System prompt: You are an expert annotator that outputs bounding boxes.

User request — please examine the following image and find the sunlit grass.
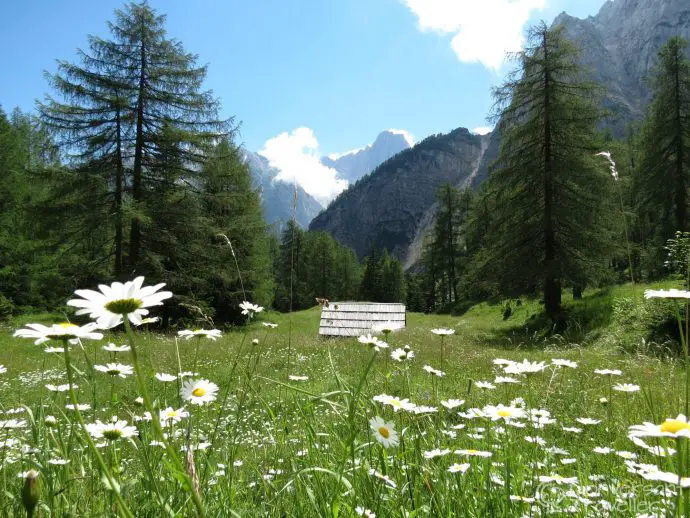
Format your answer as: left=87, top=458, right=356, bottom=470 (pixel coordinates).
left=0, top=286, right=688, bottom=516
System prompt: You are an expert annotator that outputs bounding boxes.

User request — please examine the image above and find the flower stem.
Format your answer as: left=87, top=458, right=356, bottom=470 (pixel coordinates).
left=63, top=342, right=134, bottom=518
left=122, top=318, right=206, bottom=517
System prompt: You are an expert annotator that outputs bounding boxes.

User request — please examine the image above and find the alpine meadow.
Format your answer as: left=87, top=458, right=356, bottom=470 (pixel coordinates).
left=4, top=0, right=690, bottom=517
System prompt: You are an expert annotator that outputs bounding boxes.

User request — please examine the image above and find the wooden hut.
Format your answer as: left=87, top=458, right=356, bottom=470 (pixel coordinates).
left=318, top=301, right=406, bottom=337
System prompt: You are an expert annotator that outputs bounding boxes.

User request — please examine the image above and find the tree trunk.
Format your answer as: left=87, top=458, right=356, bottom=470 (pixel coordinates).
left=542, top=28, right=561, bottom=319
left=129, top=25, right=146, bottom=270
left=114, top=94, right=124, bottom=278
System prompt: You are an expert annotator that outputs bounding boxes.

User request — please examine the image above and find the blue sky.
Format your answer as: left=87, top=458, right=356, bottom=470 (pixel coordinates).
left=0, top=0, right=608, bottom=202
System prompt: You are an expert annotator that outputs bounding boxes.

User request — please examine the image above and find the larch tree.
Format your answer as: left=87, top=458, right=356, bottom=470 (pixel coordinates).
left=484, top=22, right=616, bottom=320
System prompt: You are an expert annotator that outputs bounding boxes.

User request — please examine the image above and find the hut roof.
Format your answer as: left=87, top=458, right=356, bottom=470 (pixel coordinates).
left=319, top=301, right=406, bottom=337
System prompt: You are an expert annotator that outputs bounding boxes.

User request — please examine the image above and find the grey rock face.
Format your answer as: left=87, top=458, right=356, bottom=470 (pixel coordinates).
left=309, top=129, right=487, bottom=264
left=242, top=150, right=323, bottom=230
left=321, top=130, right=412, bottom=184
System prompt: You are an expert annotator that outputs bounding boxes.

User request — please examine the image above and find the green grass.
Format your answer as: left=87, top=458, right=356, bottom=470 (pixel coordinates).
left=0, top=283, right=688, bottom=516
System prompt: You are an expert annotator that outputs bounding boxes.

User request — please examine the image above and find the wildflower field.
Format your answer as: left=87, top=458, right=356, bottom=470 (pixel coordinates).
left=1, top=279, right=689, bottom=517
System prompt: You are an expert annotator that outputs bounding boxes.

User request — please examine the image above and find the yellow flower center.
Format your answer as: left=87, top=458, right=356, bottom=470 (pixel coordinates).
left=104, top=298, right=143, bottom=315
left=498, top=410, right=512, bottom=417
left=467, top=450, right=478, bottom=454
left=103, top=429, right=123, bottom=441
left=58, top=323, right=77, bottom=329
left=192, top=387, right=206, bottom=398
left=378, top=426, right=390, bottom=439
left=391, top=400, right=402, bottom=407
left=660, top=419, right=690, bottom=434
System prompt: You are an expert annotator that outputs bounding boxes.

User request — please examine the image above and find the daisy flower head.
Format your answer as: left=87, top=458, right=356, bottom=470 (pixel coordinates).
left=262, top=322, right=278, bottom=328
left=355, top=507, right=376, bottom=518
left=594, top=369, right=622, bottom=376
left=372, top=394, right=416, bottom=412
left=431, top=328, right=455, bottom=336
left=441, top=399, right=465, bottom=410
left=372, top=321, right=404, bottom=334
left=159, top=407, right=189, bottom=424
left=94, top=363, right=133, bottom=378
left=644, top=289, right=690, bottom=300
left=455, top=449, right=492, bottom=458
left=629, top=414, right=690, bottom=439
left=102, top=343, right=130, bottom=353
left=494, top=376, right=520, bottom=384
left=423, top=365, right=445, bottom=377
left=180, top=378, right=218, bottom=406
left=177, top=329, right=222, bottom=341
left=448, top=463, right=471, bottom=474
left=613, top=383, right=640, bottom=393
left=155, top=372, right=177, bottom=382
left=538, top=474, right=579, bottom=485
left=503, top=359, right=547, bottom=375
left=424, top=448, right=451, bottom=459
left=358, top=334, right=388, bottom=351
left=576, top=417, right=601, bottom=426
left=483, top=404, right=526, bottom=422
left=85, top=418, right=138, bottom=441
left=551, top=359, right=578, bottom=369
left=369, top=416, right=399, bottom=448
left=45, top=384, right=71, bottom=393
left=239, top=301, right=264, bottom=318
left=474, top=381, right=496, bottom=390
left=390, top=347, right=415, bottom=361
left=67, top=276, right=172, bottom=329
left=14, top=322, right=103, bottom=345
left=288, top=375, right=309, bottom=381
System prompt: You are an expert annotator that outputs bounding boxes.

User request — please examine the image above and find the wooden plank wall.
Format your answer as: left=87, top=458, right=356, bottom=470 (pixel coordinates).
left=319, top=302, right=406, bottom=337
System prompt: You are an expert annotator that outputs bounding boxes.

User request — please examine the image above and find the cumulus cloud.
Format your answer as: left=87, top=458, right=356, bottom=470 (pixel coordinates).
left=401, top=0, right=547, bottom=71
left=259, top=127, right=348, bottom=206
left=387, top=128, right=416, bottom=147
left=472, top=126, right=493, bottom=135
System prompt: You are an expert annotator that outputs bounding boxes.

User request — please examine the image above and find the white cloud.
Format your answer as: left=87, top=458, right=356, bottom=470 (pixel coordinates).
left=327, top=147, right=366, bottom=161
left=401, top=0, right=547, bottom=71
left=472, top=126, right=493, bottom=135
left=387, top=128, right=416, bottom=147
left=259, top=127, right=348, bottom=206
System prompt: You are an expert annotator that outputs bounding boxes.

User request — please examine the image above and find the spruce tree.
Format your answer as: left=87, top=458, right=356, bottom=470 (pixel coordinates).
left=484, top=22, right=616, bottom=319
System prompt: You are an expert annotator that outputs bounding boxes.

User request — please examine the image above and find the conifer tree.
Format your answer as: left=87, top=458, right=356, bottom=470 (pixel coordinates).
left=638, top=37, right=690, bottom=265
left=483, top=22, right=616, bottom=319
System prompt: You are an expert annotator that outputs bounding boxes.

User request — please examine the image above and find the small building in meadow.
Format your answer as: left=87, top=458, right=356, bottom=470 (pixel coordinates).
left=318, top=301, right=406, bottom=337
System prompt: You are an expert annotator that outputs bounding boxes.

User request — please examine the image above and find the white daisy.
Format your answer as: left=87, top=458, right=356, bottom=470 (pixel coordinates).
left=372, top=321, right=404, bottom=334
left=503, top=359, right=547, bottom=375
left=494, top=376, right=520, bottom=384
left=448, top=463, right=471, bottom=474
left=391, top=347, right=415, bottom=361
left=67, top=277, right=172, bottom=329
left=85, top=418, right=138, bottom=441
left=594, top=369, right=622, bottom=376
left=629, top=415, right=690, bottom=439
left=369, top=416, right=399, bottom=448
left=538, top=474, right=579, bottom=485
left=431, top=328, right=455, bottom=336
left=155, top=373, right=177, bottom=382
left=423, top=448, right=451, bottom=459
left=288, top=375, right=309, bottom=381
left=13, top=322, right=103, bottom=345
left=159, top=407, right=189, bottom=424
left=180, top=379, right=218, bottom=406
left=355, top=507, right=376, bottom=518
left=45, top=384, right=72, bottom=393
left=372, top=394, right=416, bottom=412
left=94, top=363, right=133, bottom=378
left=483, top=404, right=526, bottom=422
left=239, top=301, right=264, bottom=318
left=423, top=365, right=445, bottom=377
left=613, top=383, right=640, bottom=393
left=358, top=334, right=388, bottom=351
left=551, top=359, right=578, bottom=368
left=262, top=322, right=278, bottom=328
left=455, top=449, right=492, bottom=458
left=474, top=381, right=496, bottom=390
left=576, top=417, right=601, bottom=426
left=177, top=329, right=222, bottom=341
left=441, top=399, right=465, bottom=410
left=102, top=343, right=131, bottom=353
